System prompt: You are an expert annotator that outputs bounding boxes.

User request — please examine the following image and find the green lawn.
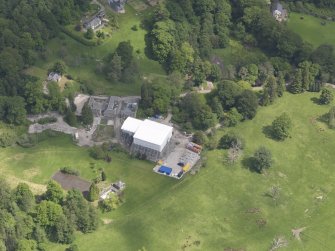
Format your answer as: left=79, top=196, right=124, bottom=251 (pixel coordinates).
left=287, top=12, right=335, bottom=47
left=213, top=40, right=267, bottom=66
left=2, top=92, right=335, bottom=250
left=30, top=3, right=165, bottom=96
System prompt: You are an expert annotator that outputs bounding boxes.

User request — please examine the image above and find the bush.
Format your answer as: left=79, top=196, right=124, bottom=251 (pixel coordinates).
left=327, top=106, right=335, bottom=128
left=0, top=126, right=18, bottom=147
left=251, top=147, right=272, bottom=173
left=101, top=170, right=107, bottom=181
left=319, top=88, right=334, bottom=105
left=60, top=27, right=96, bottom=46
left=85, top=28, right=94, bottom=40
left=66, top=244, right=79, bottom=251
left=98, top=193, right=121, bottom=212
left=89, top=143, right=112, bottom=162
left=37, top=117, right=57, bottom=125
left=192, top=131, right=208, bottom=145
left=17, top=133, right=38, bottom=148
left=271, top=113, right=292, bottom=140
left=60, top=167, right=79, bottom=176
left=223, top=108, right=243, bottom=127
left=219, top=132, right=245, bottom=150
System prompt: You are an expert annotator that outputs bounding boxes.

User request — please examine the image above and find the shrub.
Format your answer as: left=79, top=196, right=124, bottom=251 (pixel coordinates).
left=101, top=170, right=107, bottom=181
left=327, top=106, right=335, bottom=128
left=319, top=88, right=333, bottom=105
left=219, top=132, right=245, bottom=150
left=98, top=193, right=121, bottom=212
left=192, top=131, right=208, bottom=145
left=271, top=113, right=292, bottom=140
left=251, top=147, right=273, bottom=173
left=37, top=117, right=57, bottom=124
left=60, top=167, right=80, bottom=176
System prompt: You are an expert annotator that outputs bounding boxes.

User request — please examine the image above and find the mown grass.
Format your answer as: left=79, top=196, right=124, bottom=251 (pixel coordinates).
left=30, top=4, right=165, bottom=96
left=2, top=92, right=335, bottom=250
left=287, top=12, right=335, bottom=47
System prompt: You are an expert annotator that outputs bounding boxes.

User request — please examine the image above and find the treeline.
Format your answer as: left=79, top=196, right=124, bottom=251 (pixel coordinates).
left=0, top=179, right=98, bottom=251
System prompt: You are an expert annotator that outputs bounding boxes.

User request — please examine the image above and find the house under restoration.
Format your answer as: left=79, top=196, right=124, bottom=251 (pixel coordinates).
left=121, top=117, right=173, bottom=161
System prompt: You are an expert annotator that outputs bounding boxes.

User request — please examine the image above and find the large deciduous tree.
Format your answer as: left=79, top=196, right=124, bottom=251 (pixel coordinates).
left=235, top=90, right=258, bottom=119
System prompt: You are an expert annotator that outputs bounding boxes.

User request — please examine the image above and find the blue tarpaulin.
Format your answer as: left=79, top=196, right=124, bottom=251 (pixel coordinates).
left=158, top=166, right=172, bottom=175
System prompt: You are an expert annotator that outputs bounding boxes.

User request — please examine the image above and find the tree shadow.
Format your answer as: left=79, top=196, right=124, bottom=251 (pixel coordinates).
left=310, top=97, right=320, bottom=105
left=144, top=33, right=155, bottom=60
left=317, top=112, right=329, bottom=124
left=262, top=125, right=274, bottom=139
left=241, top=157, right=260, bottom=173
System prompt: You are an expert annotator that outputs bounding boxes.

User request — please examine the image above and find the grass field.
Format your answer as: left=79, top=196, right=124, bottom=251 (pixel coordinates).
left=287, top=12, right=335, bottom=47
left=29, top=3, right=165, bottom=96
left=2, top=92, right=335, bottom=250
left=213, top=40, right=267, bottom=67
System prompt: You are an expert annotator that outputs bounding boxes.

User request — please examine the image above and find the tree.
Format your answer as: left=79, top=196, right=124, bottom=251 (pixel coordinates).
left=180, top=93, right=217, bottom=130
left=0, top=178, right=14, bottom=211
left=327, top=106, right=335, bottom=129
left=192, top=131, right=208, bottom=145
left=24, top=82, right=46, bottom=114
left=271, top=113, right=292, bottom=140
left=216, top=81, right=242, bottom=109
left=36, top=200, right=64, bottom=227
left=223, top=108, right=243, bottom=127
left=101, top=170, right=107, bottom=181
left=66, top=244, right=79, bottom=251
left=261, top=75, right=278, bottom=105
left=290, top=69, right=303, bottom=94
left=14, top=183, right=35, bottom=212
left=85, top=28, right=94, bottom=40
left=17, top=239, right=37, bottom=251
left=87, top=183, right=99, bottom=202
left=64, top=108, right=77, bottom=127
left=50, top=61, right=66, bottom=75
left=106, top=53, right=122, bottom=81
left=252, top=147, right=272, bottom=173
left=44, top=180, right=64, bottom=204
left=0, top=96, right=27, bottom=125
left=226, top=143, right=243, bottom=165
left=51, top=214, right=75, bottom=244
left=150, top=20, right=176, bottom=63
left=81, top=102, right=93, bottom=125
left=63, top=190, right=98, bottom=233
left=116, top=41, right=134, bottom=68
left=319, top=88, right=333, bottom=105
left=210, top=96, right=224, bottom=119
left=236, top=90, right=259, bottom=119
left=277, top=72, right=285, bottom=97
left=219, top=132, right=244, bottom=150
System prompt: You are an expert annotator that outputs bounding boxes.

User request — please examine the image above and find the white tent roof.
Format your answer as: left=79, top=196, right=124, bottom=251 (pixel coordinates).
left=121, top=117, right=143, bottom=134
left=133, top=119, right=173, bottom=148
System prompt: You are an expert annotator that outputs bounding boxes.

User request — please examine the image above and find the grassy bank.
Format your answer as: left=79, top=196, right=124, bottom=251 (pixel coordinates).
left=287, top=12, right=335, bottom=47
